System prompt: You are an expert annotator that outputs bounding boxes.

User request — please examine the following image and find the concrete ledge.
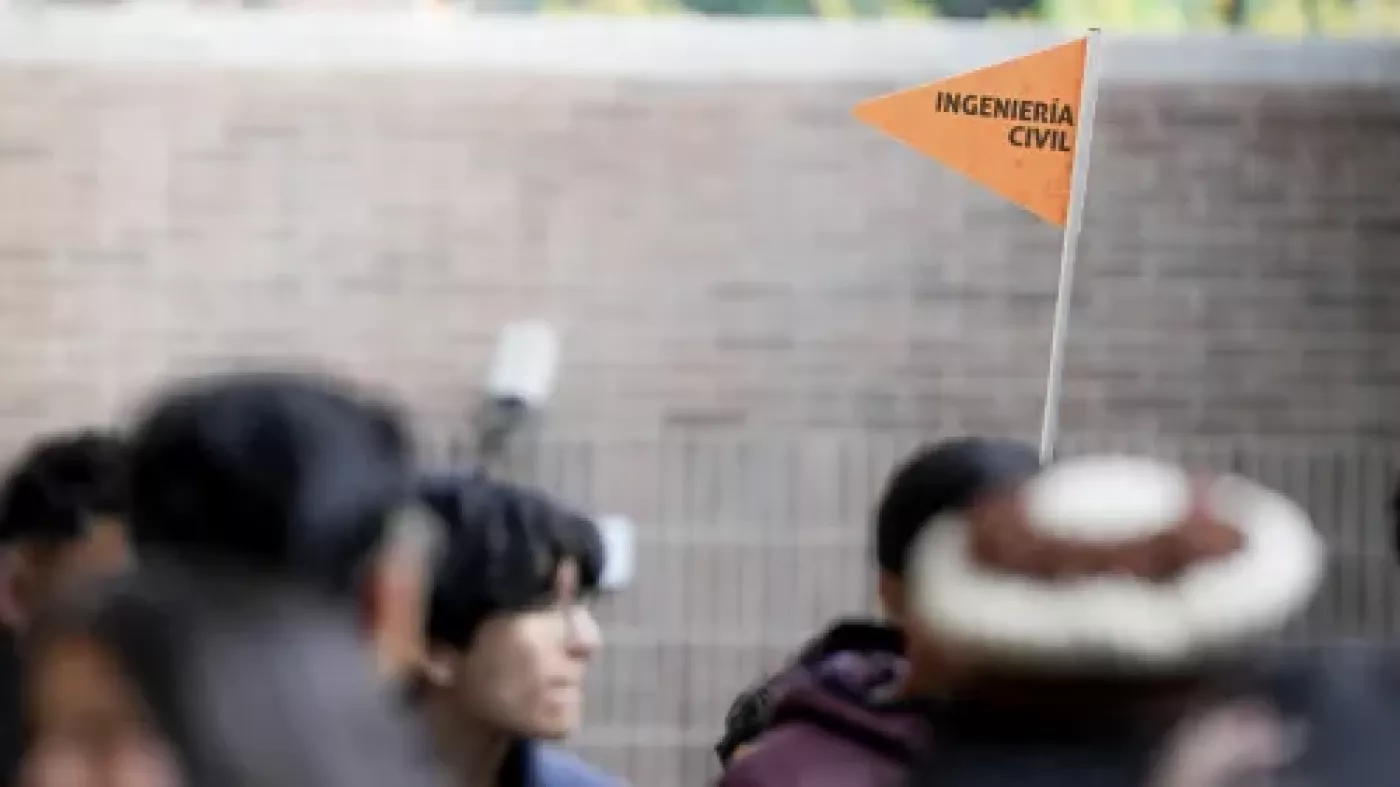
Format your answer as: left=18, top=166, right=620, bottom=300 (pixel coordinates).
left=0, top=9, right=1397, bottom=83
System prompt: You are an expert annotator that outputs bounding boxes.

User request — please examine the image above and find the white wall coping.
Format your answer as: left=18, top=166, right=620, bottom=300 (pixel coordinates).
left=0, top=9, right=1397, bottom=84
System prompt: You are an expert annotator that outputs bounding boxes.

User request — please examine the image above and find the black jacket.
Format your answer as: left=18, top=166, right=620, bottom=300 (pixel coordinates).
left=906, top=644, right=1400, bottom=786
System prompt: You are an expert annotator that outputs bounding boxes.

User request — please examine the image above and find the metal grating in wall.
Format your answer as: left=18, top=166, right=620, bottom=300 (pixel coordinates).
left=504, top=433, right=1400, bottom=786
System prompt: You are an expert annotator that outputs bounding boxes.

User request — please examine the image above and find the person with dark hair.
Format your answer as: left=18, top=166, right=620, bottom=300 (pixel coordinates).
left=0, top=429, right=131, bottom=633
left=19, top=371, right=447, bottom=787
left=0, top=429, right=131, bottom=784
left=414, top=473, right=620, bottom=787
left=124, top=372, right=411, bottom=590
left=727, top=450, right=1400, bottom=787
left=717, top=436, right=1040, bottom=787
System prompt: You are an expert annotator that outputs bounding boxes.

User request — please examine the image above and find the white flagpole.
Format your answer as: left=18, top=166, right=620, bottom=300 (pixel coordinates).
left=1038, top=28, right=1104, bottom=464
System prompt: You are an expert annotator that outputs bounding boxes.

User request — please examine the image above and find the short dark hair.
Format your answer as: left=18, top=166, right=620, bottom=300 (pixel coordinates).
left=126, top=371, right=412, bottom=589
left=421, top=474, right=603, bottom=650
left=874, top=437, right=1040, bottom=576
left=0, top=429, right=129, bottom=544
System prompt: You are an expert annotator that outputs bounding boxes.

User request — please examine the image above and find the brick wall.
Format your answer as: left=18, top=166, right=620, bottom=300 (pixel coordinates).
left=1, top=72, right=1397, bottom=447
left=0, top=16, right=1398, bottom=786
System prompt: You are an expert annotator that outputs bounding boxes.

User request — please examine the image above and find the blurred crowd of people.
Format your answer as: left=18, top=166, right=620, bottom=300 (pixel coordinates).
left=0, top=368, right=1396, bottom=787
left=0, top=371, right=613, bottom=787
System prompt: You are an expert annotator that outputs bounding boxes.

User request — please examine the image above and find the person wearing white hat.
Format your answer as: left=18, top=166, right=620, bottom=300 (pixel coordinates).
left=909, top=454, right=1324, bottom=670
left=900, top=453, right=1400, bottom=786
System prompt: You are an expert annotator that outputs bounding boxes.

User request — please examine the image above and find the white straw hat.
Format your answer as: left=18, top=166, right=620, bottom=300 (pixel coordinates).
left=908, top=454, right=1325, bottom=671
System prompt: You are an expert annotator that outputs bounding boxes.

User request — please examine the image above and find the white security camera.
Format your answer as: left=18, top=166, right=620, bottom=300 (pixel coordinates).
left=485, top=320, right=560, bottom=410
left=468, top=320, right=562, bottom=468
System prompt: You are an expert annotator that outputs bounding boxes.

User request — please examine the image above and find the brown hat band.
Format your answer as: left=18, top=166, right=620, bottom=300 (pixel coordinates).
left=966, top=479, right=1245, bottom=583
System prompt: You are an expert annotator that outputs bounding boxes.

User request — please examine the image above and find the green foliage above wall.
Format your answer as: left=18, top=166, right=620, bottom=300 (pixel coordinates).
left=529, top=0, right=1400, bottom=35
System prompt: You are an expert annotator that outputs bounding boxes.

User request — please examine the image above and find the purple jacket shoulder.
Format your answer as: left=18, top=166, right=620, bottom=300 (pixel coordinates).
left=717, top=621, right=926, bottom=787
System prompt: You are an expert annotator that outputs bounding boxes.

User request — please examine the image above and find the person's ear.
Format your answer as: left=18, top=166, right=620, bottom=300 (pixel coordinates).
left=365, top=505, right=446, bottom=683
left=728, top=743, right=759, bottom=764
left=877, top=572, right=907, bottom=626
left=366, top=565, right=426, bottom=683
left=0, top=548, right=32, bottom=633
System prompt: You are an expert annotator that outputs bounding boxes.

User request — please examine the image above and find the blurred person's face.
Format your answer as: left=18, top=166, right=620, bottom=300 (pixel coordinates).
left=22, top=633, right=179, bottom=787
left=429, top=559, right=602, bottom=740
left=2, top=520, right=132, bottom=634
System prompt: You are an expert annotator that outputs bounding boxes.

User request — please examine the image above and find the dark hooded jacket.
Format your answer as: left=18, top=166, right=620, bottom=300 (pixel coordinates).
left=717, top=620, right=927, bottom=787
left=722, top=626, right=1400, bottom=787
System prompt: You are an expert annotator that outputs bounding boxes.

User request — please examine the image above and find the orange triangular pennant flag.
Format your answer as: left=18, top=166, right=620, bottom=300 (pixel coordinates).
left=854, top=38, right=1088, bottom=227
